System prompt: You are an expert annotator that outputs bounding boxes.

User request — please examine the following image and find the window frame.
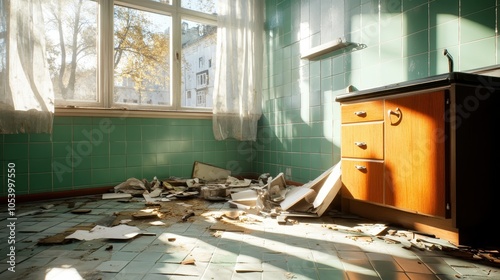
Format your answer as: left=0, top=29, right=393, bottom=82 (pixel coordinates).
left=55, top=0, right=217, bottom=118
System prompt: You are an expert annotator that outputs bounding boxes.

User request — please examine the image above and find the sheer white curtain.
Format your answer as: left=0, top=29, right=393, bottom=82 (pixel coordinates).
left=0, top=0, right=54, bottom=134
left=212, top=0, right=264, bottom=141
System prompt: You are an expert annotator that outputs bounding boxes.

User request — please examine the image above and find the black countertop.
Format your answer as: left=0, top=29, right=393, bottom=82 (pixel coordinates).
left=335, top=72, right=500, bottom=102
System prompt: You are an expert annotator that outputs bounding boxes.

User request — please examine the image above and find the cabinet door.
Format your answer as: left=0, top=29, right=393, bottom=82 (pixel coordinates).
left=384, top=91, right=447, bottom=217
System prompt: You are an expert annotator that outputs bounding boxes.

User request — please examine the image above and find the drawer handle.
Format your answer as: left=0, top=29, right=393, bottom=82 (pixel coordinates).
left=354, top=141, right=366, bottom=147
left=354, top=165, right=367, bottom=171
left=388, top=107, right=402, bottom=125
left=354, top=111, right=366, bottom=116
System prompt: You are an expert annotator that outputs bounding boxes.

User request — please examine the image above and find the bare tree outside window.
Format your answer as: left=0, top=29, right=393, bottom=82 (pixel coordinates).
left=43, top=0, right=97, bottom=102
left=113, top=6, right=171, bottom=107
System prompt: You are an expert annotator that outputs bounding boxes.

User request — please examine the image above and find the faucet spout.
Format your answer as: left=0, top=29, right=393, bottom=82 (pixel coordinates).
left=443, top=49, right=454, bottom=73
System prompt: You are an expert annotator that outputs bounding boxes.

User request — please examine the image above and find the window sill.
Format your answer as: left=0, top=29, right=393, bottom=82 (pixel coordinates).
left=55, top=107, right=213, bottom=119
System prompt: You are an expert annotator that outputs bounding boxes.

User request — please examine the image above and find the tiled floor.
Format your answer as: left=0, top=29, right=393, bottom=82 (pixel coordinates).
left=1, top=194, right=499, bottom=280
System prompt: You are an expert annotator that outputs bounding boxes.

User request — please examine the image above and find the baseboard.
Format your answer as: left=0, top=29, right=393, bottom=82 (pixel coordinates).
left=1, top=186, right=114, bottom=205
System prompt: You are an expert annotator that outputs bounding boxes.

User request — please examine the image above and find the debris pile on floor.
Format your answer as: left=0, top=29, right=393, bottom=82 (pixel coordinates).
left=323, top=210, right=500, bottom=266
left=112, top=161, right=342, bottom=220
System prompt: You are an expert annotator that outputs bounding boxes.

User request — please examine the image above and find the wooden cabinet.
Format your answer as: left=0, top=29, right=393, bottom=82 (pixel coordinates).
left=340, top=92, right=447, bottom=217
left=336, top=72, right=500, bottom=247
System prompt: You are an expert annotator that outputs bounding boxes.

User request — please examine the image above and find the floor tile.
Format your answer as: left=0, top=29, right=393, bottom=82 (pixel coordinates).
left=317, top=268, right=349, bottom=280
left=133, top=251, right=163, bottom=262
left=158, top=252, right=190, bottom=263
left=394, top=257, right=434, bottom=274
left=112, top=272, right=147, bottom=279
left=95, top=260, right=129, bottom=272
left=120, top=260, right=156, bottom=274
left=202, top=263, right=234, bottom=279
left=377, top=271, right=411, bottom=280
left=341, top=258, right=376, bottom=272
left=287, top=267, right=319, bottom=280
left=370, top=259, right=404, bottom=273
left=404, top=272, right=440, bottom=279
left=345, top=270, right=381, bottom=280
left=418, top=257, right=460, bottom=275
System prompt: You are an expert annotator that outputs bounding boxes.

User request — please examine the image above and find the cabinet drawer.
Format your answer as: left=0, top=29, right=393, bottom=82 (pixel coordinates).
left=341, top=122, right=383, bottom=159
left=341, top=100, right=384, bottom=123
left=341, top=159, right=384, bottom=204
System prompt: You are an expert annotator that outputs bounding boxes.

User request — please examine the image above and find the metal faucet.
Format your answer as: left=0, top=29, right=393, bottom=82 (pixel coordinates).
left=443, top=49, right=453, bottom=73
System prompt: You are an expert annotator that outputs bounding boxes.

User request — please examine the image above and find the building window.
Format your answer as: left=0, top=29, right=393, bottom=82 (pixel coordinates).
left=199, top=57, right=205, bottom=69
left=196, top=70, right=209, bottom=88
left=196, top=90, right=206, bottom=107
left=44, top=0, right=217, bottom=112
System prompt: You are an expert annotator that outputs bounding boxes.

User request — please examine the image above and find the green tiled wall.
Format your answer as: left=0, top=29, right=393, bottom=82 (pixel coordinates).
left=0, top=117, right=253, bottom=196
left=258, top=0, right=500, bottom=183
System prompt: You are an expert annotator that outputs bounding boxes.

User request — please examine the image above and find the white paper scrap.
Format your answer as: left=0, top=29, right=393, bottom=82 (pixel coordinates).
left=65, top=224, right=142, bottom=240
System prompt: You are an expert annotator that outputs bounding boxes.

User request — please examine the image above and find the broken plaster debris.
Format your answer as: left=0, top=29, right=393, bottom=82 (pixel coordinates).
left=181, top=210, right=195, bottom=222
left=150, top=221, right=166, bottom=226
left=71, top=209, right=92, bottom=214
left=102, top=193, right=132, bottom=200
left=181, top=257, right=196, bottom=265
left=192, top=161, right=231, bottom=181
left=322, top=221, right=465, bottom=253
left=114, top=178, right=148, bottom=195
left=65, top=224, right=146, bottom=241
left=177, top=202, right=193, bottom=207
left=226, top=176, right=252, bottom=188
left=222, top=210, right=245, bottom=220
left=41, top=204, right=55, bottom=210
left=132, top=211, right=158, bottom=219
left=200, top=184, right=227, bottom=200
left=106, top=161, right=341, bottom=222
left=149, top=188, right=162, bottom=198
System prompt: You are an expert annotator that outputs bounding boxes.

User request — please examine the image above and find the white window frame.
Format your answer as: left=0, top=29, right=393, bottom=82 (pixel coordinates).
left=55, top=0, right=217, bottom=118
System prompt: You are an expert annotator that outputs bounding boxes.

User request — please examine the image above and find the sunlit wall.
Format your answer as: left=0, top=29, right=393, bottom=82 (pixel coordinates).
left=256, top=0, right=499, bottom=183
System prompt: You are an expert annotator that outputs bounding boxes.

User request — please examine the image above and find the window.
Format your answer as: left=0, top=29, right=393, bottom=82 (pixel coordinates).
left=199, top=57, right=205, bottom=68
left=113, top=5, right=172, bottom=107
left=181, top=19, right=216, bottom=109
left=196, top=70, right=209, bottom=88
left=181, top=0, right=216, bottom=15
left=43, top=0, right=217, bottom=112
left=42, top=0, right=98, bottom=104
left=196, top=90, right=207, bottom=107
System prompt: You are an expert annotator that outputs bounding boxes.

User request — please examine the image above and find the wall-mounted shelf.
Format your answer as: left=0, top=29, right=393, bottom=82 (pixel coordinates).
left=301, top=38, right=356, bottom=60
